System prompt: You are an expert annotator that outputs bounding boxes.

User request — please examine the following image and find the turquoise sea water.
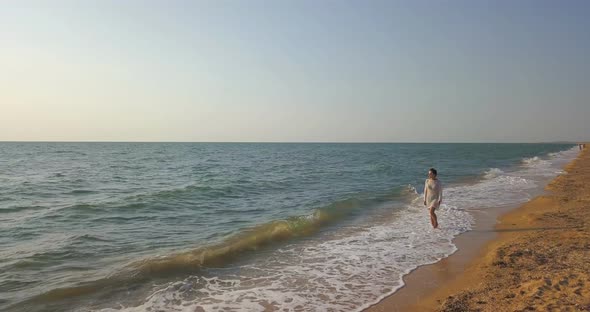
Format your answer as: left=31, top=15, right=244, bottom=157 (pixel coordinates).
left=0, top=143, right=577, bottom=311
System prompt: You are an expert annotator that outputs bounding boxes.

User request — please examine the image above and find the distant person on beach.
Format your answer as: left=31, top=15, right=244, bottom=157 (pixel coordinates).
left=424, top=168, right=443, bottom=228
left=580, top=144, right=583, bottom=150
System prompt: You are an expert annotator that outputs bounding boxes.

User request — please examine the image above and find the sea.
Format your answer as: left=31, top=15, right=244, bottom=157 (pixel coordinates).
left=0, top=143, right=579, bottom=311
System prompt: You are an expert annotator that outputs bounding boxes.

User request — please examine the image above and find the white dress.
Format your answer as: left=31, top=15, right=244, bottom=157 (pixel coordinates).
left=424, top=179, right=443, bottom=208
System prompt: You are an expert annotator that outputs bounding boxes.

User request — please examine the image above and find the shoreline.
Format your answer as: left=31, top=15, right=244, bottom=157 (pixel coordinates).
left=364, top=147, right=586, bottom=311
left=363, top=201, right=528, bottom=311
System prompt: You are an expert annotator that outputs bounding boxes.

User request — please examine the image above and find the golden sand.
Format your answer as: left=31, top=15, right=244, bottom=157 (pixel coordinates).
left=366, top=146, right=590, bottom=311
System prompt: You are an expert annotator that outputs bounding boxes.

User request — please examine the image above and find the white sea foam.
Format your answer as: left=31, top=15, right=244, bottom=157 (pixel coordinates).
left=98, top=147, right=579, bottom=312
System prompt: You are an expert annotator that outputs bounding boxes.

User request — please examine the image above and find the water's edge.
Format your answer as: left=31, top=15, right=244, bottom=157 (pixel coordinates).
left=361, top=149, right=580, bottom=312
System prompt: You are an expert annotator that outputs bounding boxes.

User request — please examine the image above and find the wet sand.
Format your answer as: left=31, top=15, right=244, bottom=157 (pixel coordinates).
left=365, top=146, right=589, bottom=311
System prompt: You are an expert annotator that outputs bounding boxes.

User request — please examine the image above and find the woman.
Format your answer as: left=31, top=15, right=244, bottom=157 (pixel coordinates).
left=424, top=168, right=443, bottom=228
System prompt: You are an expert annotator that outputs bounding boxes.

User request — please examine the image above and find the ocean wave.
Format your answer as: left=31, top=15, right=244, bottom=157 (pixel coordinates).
left=69, top=189, right=96, bottom=195
left=52, top=150, right=87, bottom=156
left=404, top=184, right=418, bottom=195
left=548, top=146, right=579, bottom=159
left=126, top=195, right=398, bottom=275
left=521, top=147, right=580, bottom=177
left=0, top=205, right=45, bottom=214
left=522, top=156, right=550, bottom=167
left=483, top=168, right=504, bottom=179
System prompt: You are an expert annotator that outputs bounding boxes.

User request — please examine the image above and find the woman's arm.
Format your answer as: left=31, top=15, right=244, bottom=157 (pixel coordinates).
left=424, top=180, right=428, bottom=206
left=438, top=183, right=443, bottom=205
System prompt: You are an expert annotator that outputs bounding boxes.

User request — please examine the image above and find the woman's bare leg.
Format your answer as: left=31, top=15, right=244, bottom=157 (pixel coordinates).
left=429, top=206, right=438, bottom=228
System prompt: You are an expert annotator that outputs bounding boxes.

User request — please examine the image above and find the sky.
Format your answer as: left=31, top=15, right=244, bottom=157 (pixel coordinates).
left=1, top=0, right=589, bottom=142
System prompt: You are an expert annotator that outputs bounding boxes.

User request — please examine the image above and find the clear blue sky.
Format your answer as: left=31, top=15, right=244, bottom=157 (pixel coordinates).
left=1, top=0, right=589, bottom=142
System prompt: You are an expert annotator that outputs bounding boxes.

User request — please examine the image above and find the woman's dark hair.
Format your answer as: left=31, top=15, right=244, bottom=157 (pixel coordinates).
left=429, top=168, right=437, bottom=176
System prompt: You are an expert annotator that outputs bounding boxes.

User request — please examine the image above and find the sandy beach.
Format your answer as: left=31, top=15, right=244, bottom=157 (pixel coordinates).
left=366, top=145, right=590, bottom=312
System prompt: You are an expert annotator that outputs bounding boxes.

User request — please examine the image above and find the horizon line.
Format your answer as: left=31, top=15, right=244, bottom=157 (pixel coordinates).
left=0, top=140, right=581, bottom=144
